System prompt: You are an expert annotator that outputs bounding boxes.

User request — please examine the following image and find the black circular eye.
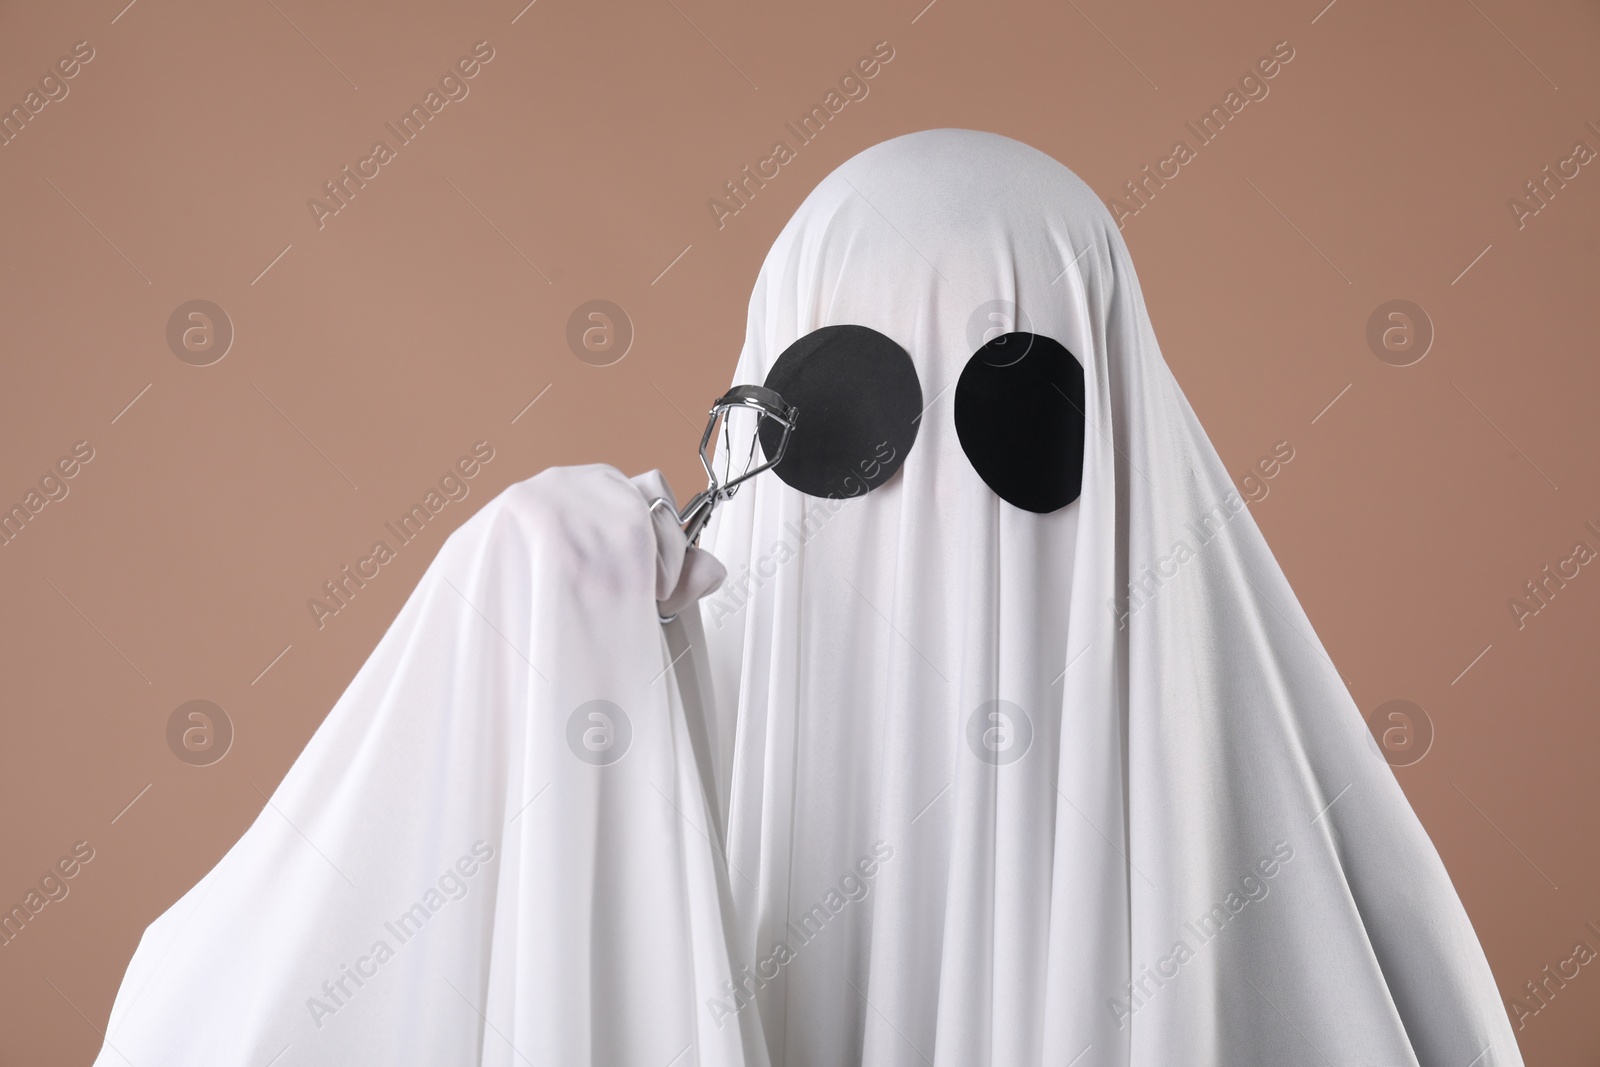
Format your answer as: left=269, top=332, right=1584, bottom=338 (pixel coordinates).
left=954, top=332, right=1085, bottom=513
left=759, top=324, right=922, bottom=499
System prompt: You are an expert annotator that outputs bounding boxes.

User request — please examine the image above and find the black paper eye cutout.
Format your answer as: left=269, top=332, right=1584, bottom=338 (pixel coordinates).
left=954, top=332, right=1086, bottom=513
left=758, top=324, right=922, bottom=499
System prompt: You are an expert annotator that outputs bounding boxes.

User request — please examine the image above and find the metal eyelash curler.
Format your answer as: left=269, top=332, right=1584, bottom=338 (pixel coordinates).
left=676, top=385, right=798, bottom=546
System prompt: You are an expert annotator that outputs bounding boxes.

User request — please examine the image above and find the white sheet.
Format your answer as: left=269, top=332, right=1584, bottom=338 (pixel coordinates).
left=701, top=129, right=1522, bottom=1066
left=95, top=465, right=765, bottom=1067
left=93, top=127, right=1523, bottom=1067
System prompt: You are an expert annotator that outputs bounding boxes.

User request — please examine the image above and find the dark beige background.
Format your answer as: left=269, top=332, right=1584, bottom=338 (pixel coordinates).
left=2, top=0, right=1597, bottom=1063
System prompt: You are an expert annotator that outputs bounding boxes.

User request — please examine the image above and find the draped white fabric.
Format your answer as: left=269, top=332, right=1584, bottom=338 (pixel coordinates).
left=93, top=129, right=1521, bottom=1067
left=700, top=129, right=1522, bottom=1067
left=94, top=466, right=765, bottom=1067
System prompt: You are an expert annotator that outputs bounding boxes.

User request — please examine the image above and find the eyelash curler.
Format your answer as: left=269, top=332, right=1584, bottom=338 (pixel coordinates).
left=675, top=385, right=799, bottom=546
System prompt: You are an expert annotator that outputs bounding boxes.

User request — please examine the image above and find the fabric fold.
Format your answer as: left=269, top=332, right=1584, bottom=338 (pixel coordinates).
left=95, top=464, right=764, bottom=1067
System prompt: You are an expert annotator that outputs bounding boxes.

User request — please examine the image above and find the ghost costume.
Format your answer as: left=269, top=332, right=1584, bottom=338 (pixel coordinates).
left=92, top=128, right=1521, bottom=1067
left=93, top=467, right=766, bottom=1067
left=699, top=130, right=1522, bottom=1066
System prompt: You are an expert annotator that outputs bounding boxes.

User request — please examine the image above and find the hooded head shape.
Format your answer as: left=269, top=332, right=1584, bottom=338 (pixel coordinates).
left=701, top=130, right=1519, bottom=1066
